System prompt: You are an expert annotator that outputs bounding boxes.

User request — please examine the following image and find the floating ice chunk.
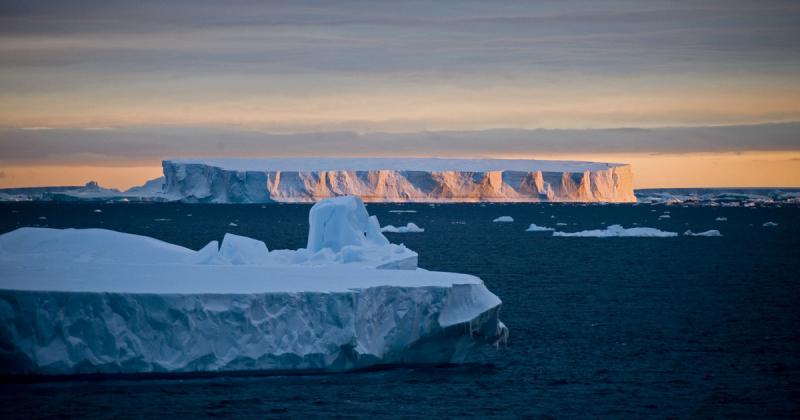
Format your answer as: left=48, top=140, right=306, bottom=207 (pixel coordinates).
left=493, top=216, right=514, bottom=223
left=763, top=221, right=779, bottom=227
left=553, top=224, right=678, bottom=238
left=218, top=233, right=269, bottom=265
left=684, top=230, right=722, bottom=237
left=381, top=222, right=424, bottom=233
left=228, top=222, right=238, bottom=227
left=525, top=224, right=554, bottom=232
left=388, top=210, right=417, bottom=213
left=715, top=217, right=728, bottom=221
left=658, top=214, right=671, bottom=219
left=93, top=209, right=102, bottom=213
left=556, top=222, right=568, bottom=226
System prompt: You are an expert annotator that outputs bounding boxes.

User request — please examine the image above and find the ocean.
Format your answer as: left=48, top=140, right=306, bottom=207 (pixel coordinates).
left=1, top=201, right=798, bottom=418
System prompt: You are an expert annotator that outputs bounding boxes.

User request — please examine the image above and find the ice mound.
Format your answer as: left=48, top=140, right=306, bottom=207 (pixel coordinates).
left=0, top=196, right=505, bottom=375
left=298, top=196, right=415, bottom=269
left=683, top=229, right=722, bottom=237
left=307, top=196, right=388, bottom=252
left=381, top=223, right=424, bottom=233
left=525, top=224, right=554, bottom=232
left=493, top=216, right=514, bottom=223
left=763, top=221, right=779, bottom=227
left=219, top=233, right=270, bottom=264
left=553, top=224, right=678, bottom=238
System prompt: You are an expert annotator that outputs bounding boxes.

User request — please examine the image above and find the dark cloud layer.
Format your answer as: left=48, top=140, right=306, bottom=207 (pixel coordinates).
left=1, top=123, right=798, bottom=165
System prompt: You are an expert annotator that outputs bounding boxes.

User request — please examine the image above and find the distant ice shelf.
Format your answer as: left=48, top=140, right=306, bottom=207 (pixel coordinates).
left=0, top=196, right=506, bottom=375
left=160, top=157, right=636, bottom=203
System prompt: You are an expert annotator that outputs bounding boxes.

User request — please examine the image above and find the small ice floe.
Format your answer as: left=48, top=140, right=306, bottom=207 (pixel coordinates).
left=38, top=216, right=47, bottom=220
left=550, top=215, right=556, bottom=219
left=763, top=221, right=779, bottom=227
left=229, top=222, right=238, bottom=227
left=493, top=216, right=514, bottom=223
left=684, top=229, right=722, bottom=237
left=153, top=218, right=171, bottom=222
left=451, top=221, right=467, bottom=225
left=381, top=222, right=424, bottom=233
left=553, top=224, right=677, bottom=238
left=556, top=222, right=568, bottom=226
left=93, top=209, right=102, bottom=213
left=187, top=214, right=192, bottom=217
left=658, top=214, right=671, bottom=219
left=715, top=217, right=727, bottom=221
left=525, top=224, right=554, bottom=232
left=388, top=210, right=417, bottom=213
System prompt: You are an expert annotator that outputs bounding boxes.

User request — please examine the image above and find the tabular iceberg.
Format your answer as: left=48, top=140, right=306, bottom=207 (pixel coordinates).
left=161, top=157, right=636, bottom=203
left=0, top=196, right=507, bottom=375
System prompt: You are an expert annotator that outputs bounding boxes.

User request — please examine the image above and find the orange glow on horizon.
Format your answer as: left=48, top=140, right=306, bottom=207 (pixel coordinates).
left=1, top=151, right=798, bottom=191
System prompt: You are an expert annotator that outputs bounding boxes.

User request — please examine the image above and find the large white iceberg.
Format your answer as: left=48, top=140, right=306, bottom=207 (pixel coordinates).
left=160, top=157, right=636, bottom=203
left=0, top=196, right=506, bottom=375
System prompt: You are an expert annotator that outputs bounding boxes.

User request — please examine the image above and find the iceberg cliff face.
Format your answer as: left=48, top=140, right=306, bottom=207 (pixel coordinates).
left=162, top=158, right=636, bottom=203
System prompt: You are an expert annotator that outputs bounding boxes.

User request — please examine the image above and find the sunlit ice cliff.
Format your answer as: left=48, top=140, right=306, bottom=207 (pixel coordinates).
left=162, top=158, right=636, bottom=203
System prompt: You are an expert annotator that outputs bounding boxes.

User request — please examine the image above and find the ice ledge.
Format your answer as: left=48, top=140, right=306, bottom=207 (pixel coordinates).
left=0, top=284, right=504, bottom=375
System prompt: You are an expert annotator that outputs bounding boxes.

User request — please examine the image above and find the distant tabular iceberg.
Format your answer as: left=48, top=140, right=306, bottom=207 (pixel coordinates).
left=161, top=158, right=636, bottom=203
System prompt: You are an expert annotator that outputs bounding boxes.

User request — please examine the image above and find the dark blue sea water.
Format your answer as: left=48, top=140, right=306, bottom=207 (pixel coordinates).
left=1, top=202, right=799, bottom=418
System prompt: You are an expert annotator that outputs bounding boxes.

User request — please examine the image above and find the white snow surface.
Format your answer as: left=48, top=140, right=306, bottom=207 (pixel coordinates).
left=493, top=216, right=514, bottom=222
left=162, top=157, right=636, bottom=203
left=171, top=157, right=625, bottom=172
left=683, top=229, right=722, bottom=237
left=525, top=224, right=554, bottom=232
left=381, top=223, right=424, bottom=233
left=553, top=224, right=678, bottom=238
left=0, top=196, right=506, bottom=375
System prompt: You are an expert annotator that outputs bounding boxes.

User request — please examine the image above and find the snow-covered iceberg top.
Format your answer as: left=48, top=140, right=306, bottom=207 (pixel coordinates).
left=0, top=196, right=506, bottom=375
left=169, top=157, right=625, bottom=172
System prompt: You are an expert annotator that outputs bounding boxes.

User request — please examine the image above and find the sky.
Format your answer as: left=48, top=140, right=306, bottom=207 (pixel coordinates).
left=1, top=0, right=799, bottom=188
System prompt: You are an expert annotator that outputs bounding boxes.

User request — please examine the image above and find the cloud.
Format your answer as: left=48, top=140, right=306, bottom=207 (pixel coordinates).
left=1, top=1, right=799, bottom=130
left=0, top=123, right=798, bottom=165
